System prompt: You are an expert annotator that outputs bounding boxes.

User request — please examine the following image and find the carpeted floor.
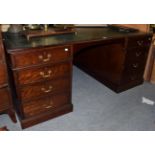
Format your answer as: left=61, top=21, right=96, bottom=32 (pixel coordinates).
left=0, top=66, right=155, bottom=131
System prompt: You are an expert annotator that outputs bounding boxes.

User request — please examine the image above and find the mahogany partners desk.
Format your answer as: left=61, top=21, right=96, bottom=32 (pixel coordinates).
left=3, top=27, right=152, bottom=128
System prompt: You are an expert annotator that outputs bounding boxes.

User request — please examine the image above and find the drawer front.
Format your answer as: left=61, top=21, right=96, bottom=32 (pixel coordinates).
left=14, top=62, right=72, bottom=85
left=125, top=47, right=149, bottom=64
left=23, top=92, right=71, bottom=118
left=122, top=71, right=144, bottom=83
left=122, top=61, right=145, bottom=83
left=0, top=87, right=10, bottom=111
left=11, top=45, right=72, bottom=68
left=127, top=35, right=152, bottom=48
left=0, top=63, right=7, bottom=85
left=19, top=77, right=71, bottom=101
left=124, top=58, right=146, bottom=75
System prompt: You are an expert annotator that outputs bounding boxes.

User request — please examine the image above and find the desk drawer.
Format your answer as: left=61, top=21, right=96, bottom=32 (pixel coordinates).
left=122, top=71, right=144, bottom=83
left=23, top=92, right=71, bottom=118
left=11, top=45, right=72, bottom=68
left=124, top=59, right=146, bottom=74
left=125, top=47, right=148, bottom=65
left=0, top=63, right=7, bottom=85
left=122, top=62, right=145, bottom=83
left=0, top=88, right=10, bottom=112
left=14, top=62, right=72, bottom=85
left=19, top=77, right=71, bottom=101
left=127, top=35, right=152, bottom=48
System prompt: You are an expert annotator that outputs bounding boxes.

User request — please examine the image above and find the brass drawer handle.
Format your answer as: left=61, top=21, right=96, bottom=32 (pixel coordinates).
left=45, top=101, right=53, bottom=109
left=38, top=54, right=51, bottom=62
left=45, top=105, right=53, bottom=109
left=132, top=63, right=139, bottom=68
left=64, top=48, right=69, bottom=52
left=135, top=51, right=141, bottom=57
left=137, top=40, right=143, bottom=46
left=40, top=70, right=52, bottom=78
left=41, top=86, right=53, bottom=93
